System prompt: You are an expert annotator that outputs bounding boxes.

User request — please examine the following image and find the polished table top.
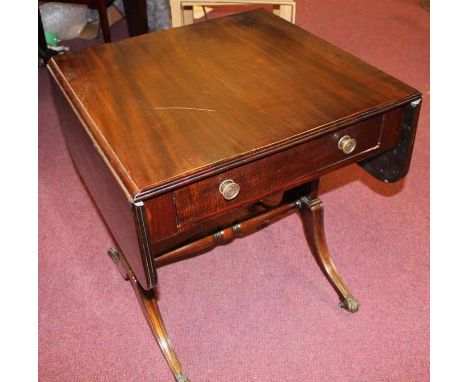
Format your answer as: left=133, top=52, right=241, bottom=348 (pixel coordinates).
left=48, top=9, right=419, bottom=201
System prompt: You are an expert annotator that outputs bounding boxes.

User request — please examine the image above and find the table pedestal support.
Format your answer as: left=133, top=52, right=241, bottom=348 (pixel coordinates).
left=298, top=197, right=360, bottom=312
left=108, top=248, right=191, bottom=382
left=108, top=194, right=359, bottom=381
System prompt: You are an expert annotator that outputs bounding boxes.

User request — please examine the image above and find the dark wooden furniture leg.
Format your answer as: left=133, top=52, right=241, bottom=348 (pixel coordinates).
left=39, top=10, right=58, bottom=65
left=298, top=196, right=359, bottom=313
left=122, top=0, right=149, bottom=36
left=96, top=0, right=111, bottom=42
left=108, top=248, right=191, bottom=382
left=39, top=10, right=48, bottom=56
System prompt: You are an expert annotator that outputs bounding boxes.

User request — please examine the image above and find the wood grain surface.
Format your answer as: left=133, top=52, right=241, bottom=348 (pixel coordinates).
left=47, top=9, right=420, bottom=201
left=50, top=79, right=155, bottom=289
left=174, top=113, right=383, bottom=227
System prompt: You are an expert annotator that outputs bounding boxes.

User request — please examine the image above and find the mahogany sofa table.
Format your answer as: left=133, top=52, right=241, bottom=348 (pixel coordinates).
left=48, top=10, right=421, bottom=382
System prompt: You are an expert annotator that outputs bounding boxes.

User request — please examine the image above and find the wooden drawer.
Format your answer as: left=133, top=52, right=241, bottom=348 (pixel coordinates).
left=174, top=113, right=385, bottom=228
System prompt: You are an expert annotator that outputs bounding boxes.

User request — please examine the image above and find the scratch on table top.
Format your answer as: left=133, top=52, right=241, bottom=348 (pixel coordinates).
left=152, top=106, right=215, bottom=112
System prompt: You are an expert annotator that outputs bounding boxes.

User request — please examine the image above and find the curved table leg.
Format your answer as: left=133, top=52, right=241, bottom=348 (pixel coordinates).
left=108, top=248, right=191, bottom=382
left=298, top=197, right=360, bottom=313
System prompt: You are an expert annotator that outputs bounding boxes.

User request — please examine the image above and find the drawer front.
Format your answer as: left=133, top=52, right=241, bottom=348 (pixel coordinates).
left=175, top=114, right=384, bottom=227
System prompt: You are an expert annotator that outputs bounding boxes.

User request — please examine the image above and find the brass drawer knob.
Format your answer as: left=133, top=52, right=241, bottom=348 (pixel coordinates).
left=338, top=135, right=357, bottom=154
left=219, top=179, right=240, bottom=200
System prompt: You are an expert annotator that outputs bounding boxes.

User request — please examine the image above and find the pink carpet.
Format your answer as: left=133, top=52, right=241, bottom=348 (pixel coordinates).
left=39, top=1, right=429, bottom=381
